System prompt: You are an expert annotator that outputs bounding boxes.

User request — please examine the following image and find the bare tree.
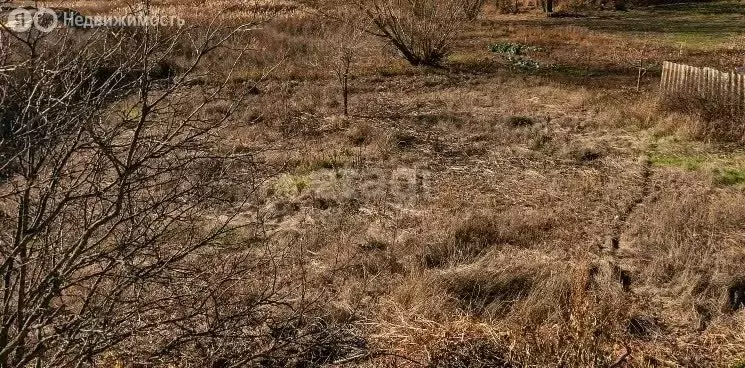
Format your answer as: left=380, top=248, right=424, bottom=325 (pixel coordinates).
left=321, top=8, right=366, bottom=116
left=0, top=7, right=336, bottom=367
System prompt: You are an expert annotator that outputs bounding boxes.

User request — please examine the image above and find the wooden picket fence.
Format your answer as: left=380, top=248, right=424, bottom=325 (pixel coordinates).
left=660, top=61, right=745, bottom=115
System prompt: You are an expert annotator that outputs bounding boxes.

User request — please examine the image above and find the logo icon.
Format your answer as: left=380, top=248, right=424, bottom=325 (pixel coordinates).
left=33, top=8, right=58, bottom=33
left=4, top=7, right=59, bottom=32
left=6, top=8, right=34, bottom=32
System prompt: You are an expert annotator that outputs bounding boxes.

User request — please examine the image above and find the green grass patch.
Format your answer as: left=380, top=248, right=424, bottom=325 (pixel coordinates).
left=526, top=2, right=745, bottom=50
left=666, top=32, right=740, bottom=50
left=713, top=168, right=745, bottom=186
left=650, top=153, right=703, bottom=171
left=489, top=42, right=541, bottom=71
left=291, top=150, right=354, bottom=174
left=650, top=152, right=745, bottom=186
left=269, top=174, right=311, bottom=198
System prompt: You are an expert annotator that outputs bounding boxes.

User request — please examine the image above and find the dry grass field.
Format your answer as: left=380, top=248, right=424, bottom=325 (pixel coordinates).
left=3, top=0, right=745, bottom=366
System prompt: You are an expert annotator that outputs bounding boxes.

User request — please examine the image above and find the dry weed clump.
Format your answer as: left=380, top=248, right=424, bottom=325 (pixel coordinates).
left=593, top=93, right=662, bottom=129
left=505, top=115, right=537, bottom=127
left=500, top=261, right=630, bottom=367
left=428, top=338, right=515, bottom=367
left=564, top=141, right=605, bottom=163
left=382, top=253, right=631, bottom=366
left=423, top=210, right=554, bottom=268
left=631, top=186, right=745, bottom=285
left=660, top=94, right=745, bottom=142
left=440, top=263, right=544, bottom=318
left=626, top=176, right=745, bottom=333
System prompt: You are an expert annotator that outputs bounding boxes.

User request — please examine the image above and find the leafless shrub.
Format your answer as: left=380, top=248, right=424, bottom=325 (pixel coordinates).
left=358, top=0, right=469, bottom=66
left=318, top=8, right=366, bottom=116
left=0, top=7, right=334, bottom=367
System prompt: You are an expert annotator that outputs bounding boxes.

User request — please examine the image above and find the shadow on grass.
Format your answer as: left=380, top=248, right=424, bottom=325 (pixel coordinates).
left=502, top=1, right=745, bottom=37
left=647, top=1, right=745, bottom=15
left=509, top=63, right=661, bottom=88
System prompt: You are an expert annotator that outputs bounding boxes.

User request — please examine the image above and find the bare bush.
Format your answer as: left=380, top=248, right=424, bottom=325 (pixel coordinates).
left=320, top=8, right=366, bottom=116
left=0, top=9, right=334, bottom=367
left=358, top=0, right=469, bottom=66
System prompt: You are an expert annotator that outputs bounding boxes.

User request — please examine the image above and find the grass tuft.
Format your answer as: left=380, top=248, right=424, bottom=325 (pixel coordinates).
left=506, top=115, right=536, bottom=127
left=713, top=168, right=745, bottom=186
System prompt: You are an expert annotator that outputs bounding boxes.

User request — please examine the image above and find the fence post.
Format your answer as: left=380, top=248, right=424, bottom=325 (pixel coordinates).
left=727, top=71, right=732, bottom=110
left=726, top=72, right=732, bottom=114
left=740, top=72, right=745, bottom=117
left=736, top=72, right=741, bottom=116
left=715, top=69, right=721, bottom=104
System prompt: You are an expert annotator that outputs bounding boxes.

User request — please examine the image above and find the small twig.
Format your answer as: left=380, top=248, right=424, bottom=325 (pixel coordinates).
left=331, top=352, right=370, bottom=365
left=636, top=59, right=647, bottom=92
left=608, top=343, right=631, bottom=368
left=331, top=350, right=425, bottom=366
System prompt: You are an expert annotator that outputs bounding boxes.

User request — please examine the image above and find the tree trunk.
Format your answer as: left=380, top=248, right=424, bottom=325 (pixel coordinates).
left=343, top=73, right=349, bottom=116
